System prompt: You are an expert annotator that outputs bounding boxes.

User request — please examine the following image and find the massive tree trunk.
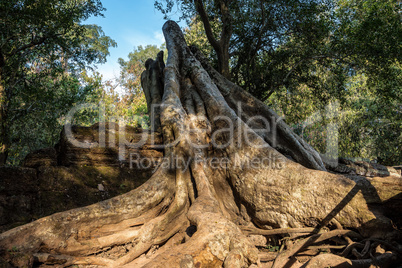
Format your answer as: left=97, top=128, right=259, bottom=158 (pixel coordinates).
left=0, top=21, right=401, bottom=268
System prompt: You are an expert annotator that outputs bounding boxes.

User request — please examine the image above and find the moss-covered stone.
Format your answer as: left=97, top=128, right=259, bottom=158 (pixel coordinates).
left=0, top=124, right=161, bottom=232
left=34, top=166, right=153, bottom=218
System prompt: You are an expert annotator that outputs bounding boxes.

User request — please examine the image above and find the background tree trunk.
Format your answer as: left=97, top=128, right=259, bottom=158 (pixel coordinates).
left=0, top=66, right=9, bottom=166
left=194, top=0, right=232, bottom=79
left=0, top=21, right=400, bottom=268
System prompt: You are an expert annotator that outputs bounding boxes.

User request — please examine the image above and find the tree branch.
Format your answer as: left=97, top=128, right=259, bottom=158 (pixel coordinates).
left=262, top=89, right=275, bottom=102
left=194, top=0, right=220, bottom=52
left=218, top=0, right=232, bottom=48
left=8, top=33, right=60, bottom=57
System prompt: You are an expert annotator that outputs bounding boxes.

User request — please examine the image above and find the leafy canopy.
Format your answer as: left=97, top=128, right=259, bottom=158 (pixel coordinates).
left=155, top=0, right=401, bottom=165
left=0, top=0, right=117, bottom=165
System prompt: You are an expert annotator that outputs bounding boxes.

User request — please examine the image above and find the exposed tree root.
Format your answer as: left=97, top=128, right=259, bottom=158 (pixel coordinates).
left=303, top=251, right=400, bottom=268
left=272, top=230, right=363, bottom=268
left=34, top=253, right=115, bottom=267
left=241, top=226, right=316, bottom=236
left=0, top=20, right=401, bottom=268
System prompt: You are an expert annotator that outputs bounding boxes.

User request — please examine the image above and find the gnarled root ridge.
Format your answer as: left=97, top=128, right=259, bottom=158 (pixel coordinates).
left=1, top=21, right=401, bottom=267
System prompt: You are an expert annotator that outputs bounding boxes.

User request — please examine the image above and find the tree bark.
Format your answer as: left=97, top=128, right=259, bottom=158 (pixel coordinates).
left=194, top=0, right=232, bottom=79
left=141, top=51, right=165, bottom=132
left=0, top=21, right=400, bottom=267
left=0, top=62, right=9, bottom=166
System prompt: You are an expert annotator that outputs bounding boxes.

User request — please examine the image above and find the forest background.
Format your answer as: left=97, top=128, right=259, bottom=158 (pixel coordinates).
left=0, top=0, right=400, bottom=166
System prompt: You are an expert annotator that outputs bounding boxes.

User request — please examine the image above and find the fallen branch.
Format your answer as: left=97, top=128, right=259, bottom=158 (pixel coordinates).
left=241, top=226, right=316, bottom=236
left=272, top=229, right=362, bottom=268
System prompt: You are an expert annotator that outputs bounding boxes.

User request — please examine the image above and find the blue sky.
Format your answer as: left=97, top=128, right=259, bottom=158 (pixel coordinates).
left=85, top=0, right=182, bottom=81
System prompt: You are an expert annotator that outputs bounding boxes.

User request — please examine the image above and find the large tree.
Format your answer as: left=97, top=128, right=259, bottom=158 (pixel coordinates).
left=0, top=0, right=115, bottom=165
left=168, top=0, right=401, bottom=165
left=0, top=21, right=400, bottom=267
left=155, top=0, right=333, bottom=95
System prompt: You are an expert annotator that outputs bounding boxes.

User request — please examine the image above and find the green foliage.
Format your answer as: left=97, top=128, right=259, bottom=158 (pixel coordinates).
left=277, top=0, right=402, bottom=165
left=156, top=0, right=336, bottom=99
left=183, top=17, right=219, bottom=68
left=7, top=41, right=162, bottom=165
left=271, top=68, right=401, bottom=166
left=118, top=45, right=166, bottom=96
left=158, top=0, right=402, bottom=165
left=154, top=0, right=196, bottom=23
left=115, top=45, right=167, bottom=125
left=68, top=45, right=167, bottom=133
left=6, top=72, right=107, bottom=165
left=0, top=0, right=116, bottom=165
left=1, top=0, right=399, bottom=165
left=265, top=245, right=280, bottom=252
left=0, top=0, right=112, bottom=73
left=333, top=0, right=402, bottom=100
left=230, top=0, right=335, bottom=100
